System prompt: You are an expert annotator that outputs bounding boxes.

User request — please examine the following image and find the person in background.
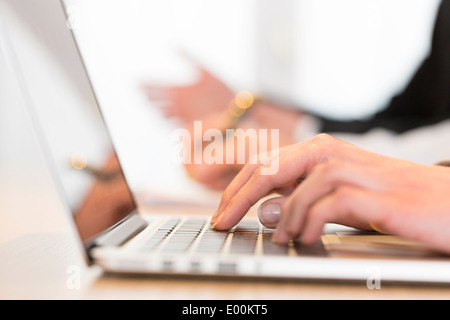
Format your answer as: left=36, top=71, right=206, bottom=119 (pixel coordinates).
left=145, top=0, right=449, bottom=190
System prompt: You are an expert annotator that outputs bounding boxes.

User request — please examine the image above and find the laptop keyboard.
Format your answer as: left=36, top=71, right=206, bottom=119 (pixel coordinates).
left=160, top=218, right=206, bottom=253
left=139, top=217, right=326, bottom=256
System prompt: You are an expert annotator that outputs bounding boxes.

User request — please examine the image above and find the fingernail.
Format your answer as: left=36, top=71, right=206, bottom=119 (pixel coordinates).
left=258, top=203, right=281, bottom=228
left=210, top=210, right=223, bottom=226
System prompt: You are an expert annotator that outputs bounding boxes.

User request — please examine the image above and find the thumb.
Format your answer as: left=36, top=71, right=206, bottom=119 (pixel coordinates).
left=258, top=196, right=288, bottom=229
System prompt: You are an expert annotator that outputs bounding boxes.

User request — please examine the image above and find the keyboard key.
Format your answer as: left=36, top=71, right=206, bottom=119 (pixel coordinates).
left=159, top=218, right=181, bottom=230
left=139, top=218, right=180, bottom=252
left=160, top=218, right=206, bottom=253
left=229, top=222, right=260, bottom=254
left=234, top=220, right=260, bottom=233
left=293, top=239, right=327, bottom=256
left=261, top=229, right=289, bottom=256
left=195, top=227, right=229, bottom=253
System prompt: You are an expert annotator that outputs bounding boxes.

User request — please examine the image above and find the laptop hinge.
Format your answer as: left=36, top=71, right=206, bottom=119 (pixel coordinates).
left=89, top=212, right=147, bottom=249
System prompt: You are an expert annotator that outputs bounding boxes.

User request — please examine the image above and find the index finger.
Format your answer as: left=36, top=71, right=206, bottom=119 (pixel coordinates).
left=211, top=144, right=295, bottom=222
left=212, top=137, right=331, bottom=230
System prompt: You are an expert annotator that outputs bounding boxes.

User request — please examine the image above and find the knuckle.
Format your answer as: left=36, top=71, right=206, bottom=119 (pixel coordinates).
left=250, top=165, right=275, bottom=191
left=252, top=165, right=264, bottom=178
left=310, top=133, right=335, bottom=146
left=331, top=186, right=356, bottom=215
left=306, top=133, right=340, bottom=159
left=311, top=158, right=345, bottom=180
left=325, top=159, right=346, bottom=175
left=253, top=164, right=273, bottom=180
left=334, top=186, right=352, bottom=203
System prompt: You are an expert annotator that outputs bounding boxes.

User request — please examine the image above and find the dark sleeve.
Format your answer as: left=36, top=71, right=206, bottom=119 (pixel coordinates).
left=318, top=0, right=450, bottom=134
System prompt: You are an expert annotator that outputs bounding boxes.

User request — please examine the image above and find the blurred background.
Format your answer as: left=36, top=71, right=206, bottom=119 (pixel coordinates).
left=0, top=0, right=441, bottom=237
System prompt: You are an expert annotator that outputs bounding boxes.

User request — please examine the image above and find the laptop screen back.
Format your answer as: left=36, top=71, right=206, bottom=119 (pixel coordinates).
left=0, top=0, right=137, bottom=245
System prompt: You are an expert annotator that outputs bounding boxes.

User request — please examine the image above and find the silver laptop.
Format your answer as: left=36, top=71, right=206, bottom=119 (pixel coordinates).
left=3, top=0, right=450, bottom=284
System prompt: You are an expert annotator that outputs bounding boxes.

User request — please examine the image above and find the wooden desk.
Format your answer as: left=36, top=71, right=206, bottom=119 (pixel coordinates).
left=2, top=177, right=450, bottom=300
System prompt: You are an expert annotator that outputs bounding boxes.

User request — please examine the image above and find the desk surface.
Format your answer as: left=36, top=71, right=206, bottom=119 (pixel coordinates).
left=2, top=180, right=450, bottom=300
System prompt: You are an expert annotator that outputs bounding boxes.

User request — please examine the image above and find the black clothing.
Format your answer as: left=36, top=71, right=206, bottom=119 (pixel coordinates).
left=319, top=0, right=450, bottom=134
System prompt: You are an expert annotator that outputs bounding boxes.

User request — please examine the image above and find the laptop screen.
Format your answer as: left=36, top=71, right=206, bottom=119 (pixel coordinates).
left=0, top=0, right=138, bottom=245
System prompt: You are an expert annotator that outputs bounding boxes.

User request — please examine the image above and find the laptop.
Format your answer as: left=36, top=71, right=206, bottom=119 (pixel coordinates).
left=3, top=0, right=450, bottom=284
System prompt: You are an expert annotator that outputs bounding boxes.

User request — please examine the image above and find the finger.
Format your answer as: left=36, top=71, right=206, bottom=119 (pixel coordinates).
left=273, top=186, right=384, bottom=245
left=213, top=134, right=346, bottom=230
left=212, top=145, right=298, bottom=229
left=212, top=144, right=297, bottom=222
left=271, top=180, right=302, bottom=196
left=300, top=186, right=384, bottom=244
left=214, top=134, right=347, bottom=220
left=278, top=160, right=386, bottom=239
left=257, top=196, right=288, bottom=228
